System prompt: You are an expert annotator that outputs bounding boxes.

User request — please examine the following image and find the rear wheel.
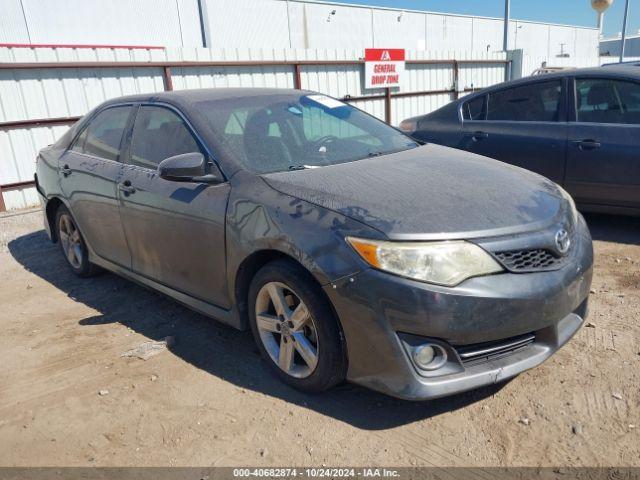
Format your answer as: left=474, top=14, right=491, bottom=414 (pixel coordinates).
left=248, top=259, right=347, bottom=393
left=55, top=205, right=100, bottom=277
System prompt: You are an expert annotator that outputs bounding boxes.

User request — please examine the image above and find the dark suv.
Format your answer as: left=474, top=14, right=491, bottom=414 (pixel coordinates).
left=400, top=66, right=640, bottom=216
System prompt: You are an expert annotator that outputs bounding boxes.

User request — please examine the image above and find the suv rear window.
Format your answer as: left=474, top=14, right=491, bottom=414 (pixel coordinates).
left=486, top=81, right=562, bottom=122
left=462, top=95, right=486, bottom=121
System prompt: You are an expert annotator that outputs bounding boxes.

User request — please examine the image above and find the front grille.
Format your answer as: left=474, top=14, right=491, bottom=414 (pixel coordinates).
left=494, top=249, right=563, bottom=272
left=454, top=333, right=535, bottom=367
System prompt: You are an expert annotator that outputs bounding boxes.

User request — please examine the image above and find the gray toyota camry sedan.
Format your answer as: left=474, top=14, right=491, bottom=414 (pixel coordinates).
left=35, top=88, right=593, bottom=400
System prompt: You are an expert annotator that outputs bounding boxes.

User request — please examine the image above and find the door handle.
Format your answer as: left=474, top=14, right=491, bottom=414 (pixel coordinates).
left=573, top=139, right=601, bottom=150
left=60, top=164, right=71, bottom=177
left=118, top=180, right=136, bottom=194
left=465, top=131, right=489, bottom=141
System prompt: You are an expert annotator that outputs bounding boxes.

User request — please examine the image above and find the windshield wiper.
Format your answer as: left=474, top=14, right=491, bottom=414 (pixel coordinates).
left=367, top=143, right=419, bottom=159
left=288, top=165, right=320, bottom=171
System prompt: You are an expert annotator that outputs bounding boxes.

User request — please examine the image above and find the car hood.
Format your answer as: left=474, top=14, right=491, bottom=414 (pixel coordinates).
left=262, top=144, right=570, bottom=240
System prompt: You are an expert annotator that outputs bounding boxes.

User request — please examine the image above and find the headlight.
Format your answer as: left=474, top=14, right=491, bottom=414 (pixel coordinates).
left=557, top=185, right=578, bottom=226
left=398, top=118, right=418, bottom=133
left=346, top=237, right=503, bottom=286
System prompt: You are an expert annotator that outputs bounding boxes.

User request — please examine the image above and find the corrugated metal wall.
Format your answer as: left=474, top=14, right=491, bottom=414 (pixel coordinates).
left=0, top=46, right=507, bottom=210
left=0, top=0, right=598, bottom=58
left=507, top=20, right=599, bottom=58
left=0, top=0, right=202, bottom=47
left=201, top=0, right=598, bottom=57
left=511, top=51, right=640, bottom=78
left=0, top=0, right=30, bottom=43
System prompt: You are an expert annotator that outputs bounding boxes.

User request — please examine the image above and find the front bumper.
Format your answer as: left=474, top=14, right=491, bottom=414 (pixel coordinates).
left=324, top=215, right=593, bottom=400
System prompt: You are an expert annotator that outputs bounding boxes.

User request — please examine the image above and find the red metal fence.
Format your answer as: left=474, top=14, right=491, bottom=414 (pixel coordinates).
left=0, top=57, right=509, bottom=211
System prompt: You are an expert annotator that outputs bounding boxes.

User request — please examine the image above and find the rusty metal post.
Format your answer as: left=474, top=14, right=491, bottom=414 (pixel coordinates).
left=384, top=87, right=392, bottom=125
left=293, top=63, right=302, bottom=89
left=453, top=60, right=460, bottom=100
left=163, top=66, right=174, bottom=91
left=0, top=181, right=37, bottom=211
left=0, top=116, right=80, bottom=130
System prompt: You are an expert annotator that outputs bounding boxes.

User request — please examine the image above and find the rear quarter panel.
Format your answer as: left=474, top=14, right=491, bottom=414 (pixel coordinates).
left=36, top=145, right=64, bottom=204
left=411, top=102, right=462, bottom=147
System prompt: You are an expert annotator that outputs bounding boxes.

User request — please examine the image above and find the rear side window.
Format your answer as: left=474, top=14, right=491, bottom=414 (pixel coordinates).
left=71, top=106, right=131, bottom=161
left=129, top=106, right=202, bottom=169
left=487, top=81, right=562, bottom=122
left=462, top=95, right=486, bottom=120
left=576, top=78, right=640, bottom=124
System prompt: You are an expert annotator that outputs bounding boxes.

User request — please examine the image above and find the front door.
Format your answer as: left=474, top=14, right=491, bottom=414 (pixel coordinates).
left=117, top=104, right=231, bottom=308
left=565, top=77, right=640, bottom=209
left=460, top=79, right=567, bottom=184
left=60, top=105, right=133, bottom=267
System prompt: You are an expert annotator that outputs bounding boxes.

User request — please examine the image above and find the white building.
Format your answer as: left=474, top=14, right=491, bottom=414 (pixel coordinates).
left=0, top=0, right=599, bottom=58
left=600, top=34, right=640, bottom=57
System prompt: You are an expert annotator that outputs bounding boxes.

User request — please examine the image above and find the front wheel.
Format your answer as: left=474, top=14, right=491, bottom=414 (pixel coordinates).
left=55, top=205, right=100, bottom=277
left=248, top=259, right=347, bottom=393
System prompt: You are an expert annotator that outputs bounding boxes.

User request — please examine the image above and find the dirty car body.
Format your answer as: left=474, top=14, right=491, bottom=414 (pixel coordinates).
left=35, top=88, right=593, bottom=400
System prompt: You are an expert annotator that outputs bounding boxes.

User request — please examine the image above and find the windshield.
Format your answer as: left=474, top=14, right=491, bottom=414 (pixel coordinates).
left=195, top=93, right=418, bottom=174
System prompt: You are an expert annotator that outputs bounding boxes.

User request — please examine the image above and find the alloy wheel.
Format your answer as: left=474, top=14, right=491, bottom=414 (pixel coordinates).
left=255, top=281, right=319, bottom=378
left=58, top=213, right=83, bottom=269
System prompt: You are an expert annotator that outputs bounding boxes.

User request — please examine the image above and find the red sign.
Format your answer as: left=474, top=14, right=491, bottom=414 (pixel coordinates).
left=364, top=48, right=406, bottom=89
left=364, top=49, right=406, bottom=62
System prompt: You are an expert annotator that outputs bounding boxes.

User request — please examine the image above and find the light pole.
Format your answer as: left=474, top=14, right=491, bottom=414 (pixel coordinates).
left=503, top=0, right=511, bottom=51
left=591, top=1, right=614, bottom=57
left=620, top=0, right=631, bottom=61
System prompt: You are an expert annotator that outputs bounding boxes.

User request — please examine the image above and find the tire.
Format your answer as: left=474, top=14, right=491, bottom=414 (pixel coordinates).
left=55, top=204, right=100, bottom=277
left=248, top=259, right=347, bottom=393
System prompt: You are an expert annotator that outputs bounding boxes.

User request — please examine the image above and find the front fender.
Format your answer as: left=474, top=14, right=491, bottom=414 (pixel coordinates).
left=225, top=171, right=384, bottom=294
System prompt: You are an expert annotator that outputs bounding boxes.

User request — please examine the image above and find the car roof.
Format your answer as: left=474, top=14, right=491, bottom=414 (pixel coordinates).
left=101, top=87, right=311, bottom=108
left=463, top=65, right=640, bottom=98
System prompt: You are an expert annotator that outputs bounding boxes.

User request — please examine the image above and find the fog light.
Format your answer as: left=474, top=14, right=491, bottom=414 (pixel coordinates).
left=411, top=344, right=447, bottom=371
left=413, top=345, right=434, bottom=366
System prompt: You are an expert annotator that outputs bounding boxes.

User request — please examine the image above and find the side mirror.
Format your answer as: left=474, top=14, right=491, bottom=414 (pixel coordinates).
left=158, top=152, right=222, bottom=184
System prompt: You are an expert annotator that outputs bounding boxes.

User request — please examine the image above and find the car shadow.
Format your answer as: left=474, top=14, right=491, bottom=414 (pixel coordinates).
left=583, top=212, right=640, bottom=246
left=9, top=230, right=508, bottom=430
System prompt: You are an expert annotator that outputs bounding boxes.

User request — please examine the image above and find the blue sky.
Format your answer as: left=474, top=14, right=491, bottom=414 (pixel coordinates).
left=340, top=0, right=636, bottom=38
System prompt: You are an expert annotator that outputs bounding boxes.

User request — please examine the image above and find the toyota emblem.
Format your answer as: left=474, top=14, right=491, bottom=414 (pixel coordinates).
left=555, top=229, right=571, bottom=255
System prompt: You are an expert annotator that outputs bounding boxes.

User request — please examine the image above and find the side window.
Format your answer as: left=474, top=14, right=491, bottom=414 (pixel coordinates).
left=487, top=81, right=562, bottom=122
left=576, top=78, right=640, bottom=125
left=70, top=107, right=131, bottom=161
left=130, top=106, right=202, bottom=169
left=71, top=128, right=89, bottom=154
left=462, top=95, right=486, bottom=121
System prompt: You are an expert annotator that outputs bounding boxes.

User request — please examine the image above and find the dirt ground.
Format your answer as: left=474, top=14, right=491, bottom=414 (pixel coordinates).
left=0, top=209, right=638, bottom=467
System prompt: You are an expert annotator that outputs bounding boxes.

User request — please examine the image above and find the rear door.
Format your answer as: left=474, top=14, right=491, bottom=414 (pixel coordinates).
left=459, top=78, right=568, bottom=183
left=60, top=105, right=134, bottom=267
left=118, top=104, right=231, bottom=308
left=565, top=76, right=640, bottom=209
